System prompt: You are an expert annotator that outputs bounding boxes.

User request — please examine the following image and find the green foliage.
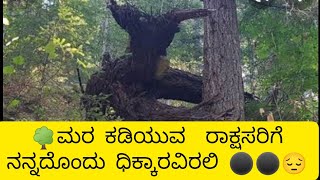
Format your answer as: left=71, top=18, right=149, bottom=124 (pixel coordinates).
left=33, top=126, right=54, bottom=145
left=7, top=99, right=20, bottom=109
left=12, top=56, right=25, bottom=65
left=3, top=65, right=15, bottom=75
left=240, top=2, right=318, bottom=120
left=84, top=94, right=122, bottom=120
left=44, top=40, right=58, bottom=59
left=3, top=0, right=108, bottom=120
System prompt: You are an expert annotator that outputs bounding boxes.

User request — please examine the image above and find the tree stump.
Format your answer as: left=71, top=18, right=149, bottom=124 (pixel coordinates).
left=84, top=0, right=241, bottom=120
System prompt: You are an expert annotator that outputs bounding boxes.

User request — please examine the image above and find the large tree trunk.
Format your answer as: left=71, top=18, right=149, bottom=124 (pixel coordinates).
left=203, top=0, right=245, bottom=120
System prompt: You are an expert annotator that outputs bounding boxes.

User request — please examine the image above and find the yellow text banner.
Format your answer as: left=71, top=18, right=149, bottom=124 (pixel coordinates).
left=0, top=122, right=318, bottom=180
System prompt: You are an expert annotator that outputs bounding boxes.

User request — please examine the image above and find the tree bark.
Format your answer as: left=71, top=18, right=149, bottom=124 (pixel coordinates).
left=203, top=0, right=245, bottom=120
left=41, top=144, right=46, bottom=150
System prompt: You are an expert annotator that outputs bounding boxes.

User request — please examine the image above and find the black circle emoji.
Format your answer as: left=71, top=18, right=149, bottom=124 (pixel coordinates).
left=256, top=152, right=279, bottom=175
left=230, top=152, right=253, bottom=175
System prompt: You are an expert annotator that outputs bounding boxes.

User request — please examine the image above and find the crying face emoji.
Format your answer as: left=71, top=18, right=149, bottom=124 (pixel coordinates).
left=283, top=153, right=305, bottom=174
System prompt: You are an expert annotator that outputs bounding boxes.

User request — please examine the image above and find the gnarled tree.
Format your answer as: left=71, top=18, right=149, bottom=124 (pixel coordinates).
left=83, top=0, right=245, bottom=120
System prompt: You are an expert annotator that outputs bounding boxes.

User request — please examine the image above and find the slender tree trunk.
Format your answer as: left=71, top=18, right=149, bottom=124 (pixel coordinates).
left=41, top=144, right=46, bottom=150
left=203, top=0, right=245, bottom=120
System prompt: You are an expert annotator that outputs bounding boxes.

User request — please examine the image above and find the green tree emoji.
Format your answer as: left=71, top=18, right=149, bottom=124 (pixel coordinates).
left=33, top=126, right=53, bottom=150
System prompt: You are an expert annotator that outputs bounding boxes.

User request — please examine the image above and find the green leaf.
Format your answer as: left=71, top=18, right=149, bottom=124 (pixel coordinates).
left=13, top=56, right=25, bottom=65
left=3, top=17, right=9, bottom=25
left=77, top=59, right=87, bottom=68
left=3, top=65, right=15, bottom=75
left=62, top=43, right=71, bottom=48
left=7, top=99, right=20, bottom=109
left=44, top=41, right=57, bottom=59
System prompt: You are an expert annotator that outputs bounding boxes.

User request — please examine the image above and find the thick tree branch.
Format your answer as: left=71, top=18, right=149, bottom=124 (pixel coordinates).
left=84, top=68, right=231, bottom=120
left=84, top=55, right=257, bottom=120
left=164, top=8, right=216, bottom=23
left=155, top=68, right=202, bottom=103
